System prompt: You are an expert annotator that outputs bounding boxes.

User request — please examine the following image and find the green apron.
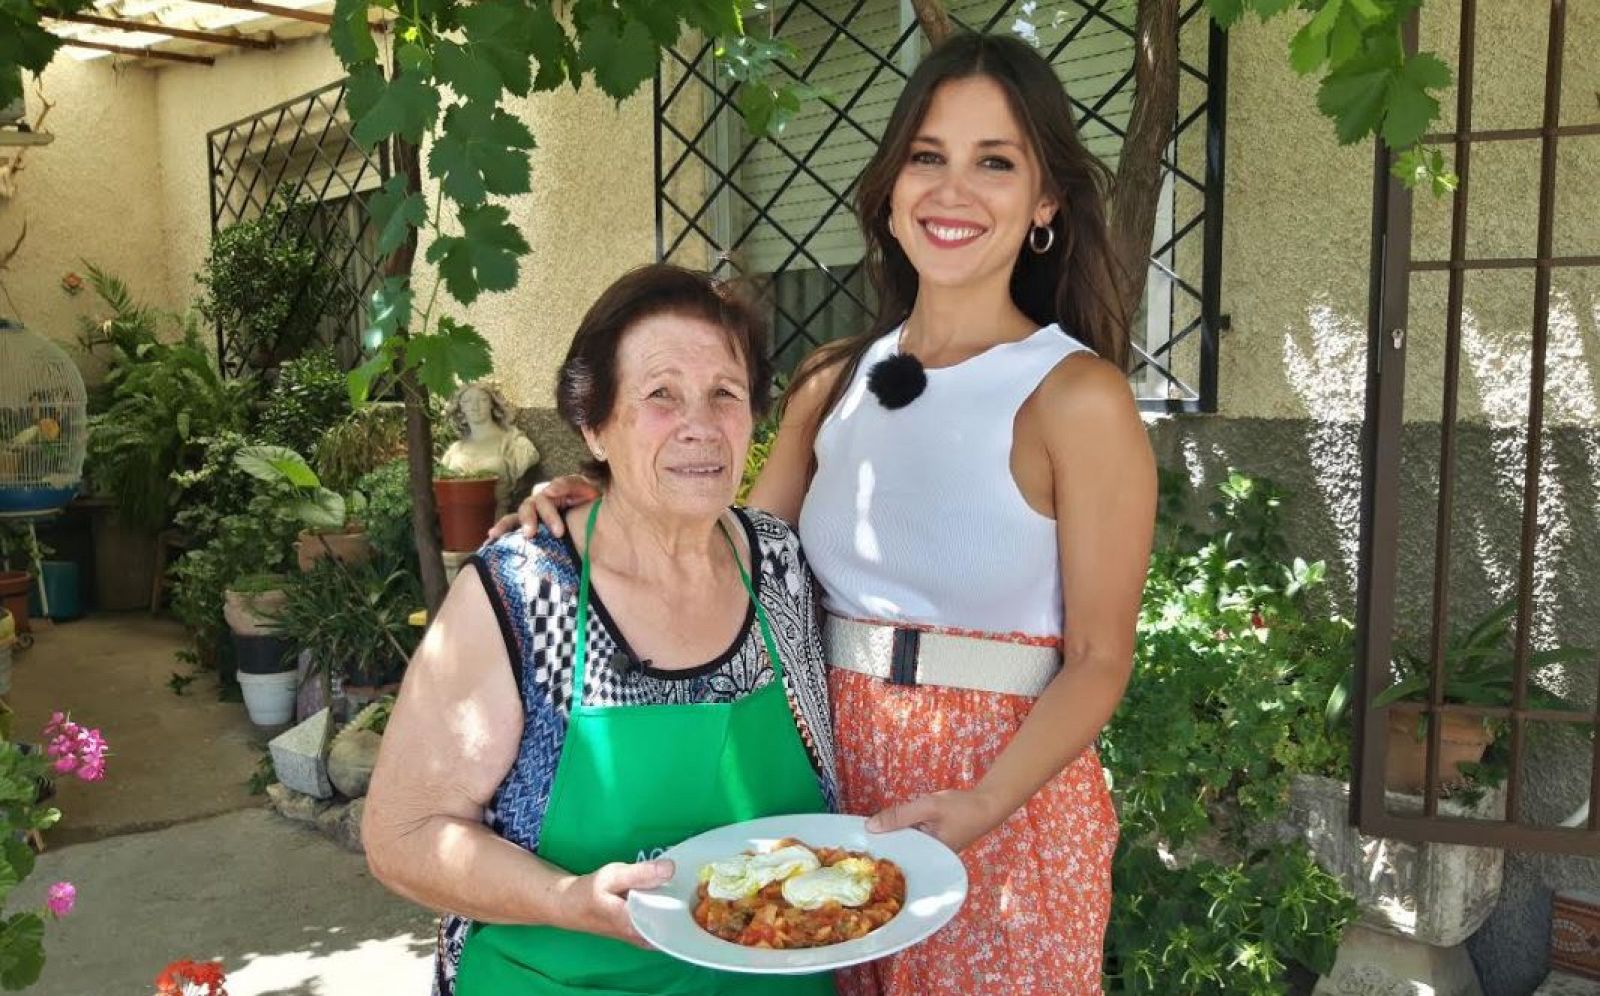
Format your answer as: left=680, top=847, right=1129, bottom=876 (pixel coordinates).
left=457, top=501, right=834, bottom=995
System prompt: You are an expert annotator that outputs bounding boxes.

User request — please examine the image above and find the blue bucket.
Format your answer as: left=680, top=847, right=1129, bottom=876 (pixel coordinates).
left=27, top=561, right=82, bottom=621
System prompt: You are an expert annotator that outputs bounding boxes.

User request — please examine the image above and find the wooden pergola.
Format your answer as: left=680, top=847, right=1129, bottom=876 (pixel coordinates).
left=39, top=0, right=383, bottom=68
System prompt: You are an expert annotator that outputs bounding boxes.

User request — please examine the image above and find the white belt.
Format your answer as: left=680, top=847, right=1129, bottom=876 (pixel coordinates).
left=824, top=615, right=1061, bottom=698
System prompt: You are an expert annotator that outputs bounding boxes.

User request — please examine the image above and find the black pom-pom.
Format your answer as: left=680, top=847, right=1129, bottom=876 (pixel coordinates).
left=866, top=353, right=928, bottom=410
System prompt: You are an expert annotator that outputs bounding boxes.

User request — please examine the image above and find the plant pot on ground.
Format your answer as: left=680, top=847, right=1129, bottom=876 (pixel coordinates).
left=224, top=573, right=295, bottom=679
left=433, top=471, right=498, bottom=553
left=0, top=570, right=32, bottom=635
left=269, top=559, right=421, bottom=722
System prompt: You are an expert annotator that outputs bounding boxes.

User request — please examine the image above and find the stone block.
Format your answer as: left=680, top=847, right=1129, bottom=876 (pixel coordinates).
left=1282, top=775, right=1504, bottom=946
left=269, top=707, right=333, bottom=799
left=1315, top=924, right=1483, bottom=996
left=266, top=782, right=333, bottom=825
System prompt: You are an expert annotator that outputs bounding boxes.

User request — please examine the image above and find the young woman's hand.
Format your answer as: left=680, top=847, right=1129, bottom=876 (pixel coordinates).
left=865, top=788, right=1007, bottom=854
left=556, top=859, right=674, bottom=947
left=487, top=475, right=601, bottom=540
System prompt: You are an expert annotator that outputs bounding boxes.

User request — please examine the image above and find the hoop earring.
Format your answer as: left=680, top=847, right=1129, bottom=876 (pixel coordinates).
left=1029, top=224, right=1055, bottom=254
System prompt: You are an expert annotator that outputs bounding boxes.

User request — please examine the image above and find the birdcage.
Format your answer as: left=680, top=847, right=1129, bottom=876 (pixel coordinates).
left=0, top=318, right=88, bottom=514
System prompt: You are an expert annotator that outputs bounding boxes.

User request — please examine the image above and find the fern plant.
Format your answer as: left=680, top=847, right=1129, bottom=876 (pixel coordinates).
left=85, top=325, right=256, bottom=532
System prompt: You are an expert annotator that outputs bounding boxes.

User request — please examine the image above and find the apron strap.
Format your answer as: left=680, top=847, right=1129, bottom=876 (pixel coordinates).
left=571, top=500, right=785, bottom=708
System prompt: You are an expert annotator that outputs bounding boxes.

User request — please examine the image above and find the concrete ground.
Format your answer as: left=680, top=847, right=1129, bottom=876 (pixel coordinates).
left=6, top=614, right=435, bottom=995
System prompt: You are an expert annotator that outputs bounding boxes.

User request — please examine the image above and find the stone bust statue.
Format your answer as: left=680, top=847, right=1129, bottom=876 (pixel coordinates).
left=440, top=382, right=540, bottom=512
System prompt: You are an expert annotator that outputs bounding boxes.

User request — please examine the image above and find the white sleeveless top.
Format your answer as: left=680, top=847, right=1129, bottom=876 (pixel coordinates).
left=797, top=323, right=1092, bottom=638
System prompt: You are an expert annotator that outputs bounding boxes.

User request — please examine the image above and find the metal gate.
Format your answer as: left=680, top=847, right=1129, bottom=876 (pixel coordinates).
left=206, top=78, right=389, bottom=376
left=1352, top=0, right=1599, bottom=855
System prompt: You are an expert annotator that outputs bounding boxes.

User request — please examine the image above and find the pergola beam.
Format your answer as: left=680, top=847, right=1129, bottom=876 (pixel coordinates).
left=57, top=38, right=216, bottom=64
left=51, top=12, right=277, bottom=49
left=184, top=0, right=330, bottom=26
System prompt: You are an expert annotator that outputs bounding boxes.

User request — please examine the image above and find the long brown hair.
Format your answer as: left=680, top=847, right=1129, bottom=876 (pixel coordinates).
left=788, top=31, right=1129, bottom=420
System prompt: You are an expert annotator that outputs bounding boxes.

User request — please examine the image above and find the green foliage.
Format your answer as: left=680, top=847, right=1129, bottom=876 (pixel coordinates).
left=269, top=559, right=421, bottom=687
left=1109, top=843, right=1356, bottom=995
left=257, top=349, right=354, bottom=457
left=315, top=404, right=410, bottom=493
left=234, top=445, right=362, bottom=532
left=354, top=459, right=417, bottom=576
left=0, top=728, right=86, bottom=990
left=73, top=263, right=173, bottom=413
left=330, top=0, right=801, bottom=411
left=736, top=415, right=777, bottom=505
left=247, top=749, right=277, bottom=795
left=1376, top=599, right=1591, bottom=713
left=85, top=327, right=256, bottom=532
left=168, top=487, right=301, bottom=655
left=1102, top=469, right=1358, bottom=994
left=1206, top=0, right=1457, bottom=193
left=171, top=431, right=261, bottom=551
left=195, top=196, right=353, bottom=371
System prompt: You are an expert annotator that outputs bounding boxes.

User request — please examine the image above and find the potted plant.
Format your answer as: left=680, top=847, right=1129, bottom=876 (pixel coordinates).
left=222, top=572, right=299, bottom=722
left=268, top=559, right=420, bottom=722
left=1367, top=599, right=1589, bottom=793
left=432, top=464, right=498, bottom=552
left=0, top=522, right=41, bottom=636
left=232, top=446, right=372, bottom=572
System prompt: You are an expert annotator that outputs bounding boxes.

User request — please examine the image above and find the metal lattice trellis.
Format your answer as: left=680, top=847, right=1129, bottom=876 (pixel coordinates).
left=654, top=0, right=1226, bottom=412
left=206, top=78, right=390, bottom=377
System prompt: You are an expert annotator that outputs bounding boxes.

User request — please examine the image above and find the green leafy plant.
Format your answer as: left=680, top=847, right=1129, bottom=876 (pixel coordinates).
left=736, top=415, right=777, bottom=506
left=195, top=196, right=354, bottom=371
left=257, top=348, right=354, bottom=457
left=1205, top=0, right=1457, bottom=192
left=168, top=488, right=302, bottom=679
left=233, top=445, right=366, bottom=533
left=269, top=559, right=420, bottom=689
left=1102, top=468, right=1358, bottom=994
left=315, top=403, right=410, bottom=493
left=84, top=326, right=256, bottom=532
left=1374, top=599, right=1590, bottom=714
left=354, top=459, right=416, bottom=575
left=0, top=709, right=109, bottom=990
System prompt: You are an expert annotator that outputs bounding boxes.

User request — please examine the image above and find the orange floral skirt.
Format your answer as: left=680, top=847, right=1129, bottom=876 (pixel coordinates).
left=829, top=664, right=1118, bottom=996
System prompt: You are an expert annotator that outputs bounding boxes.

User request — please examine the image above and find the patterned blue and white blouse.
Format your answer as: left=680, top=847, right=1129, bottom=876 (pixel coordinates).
left=432, top=507, right=838, bottom=995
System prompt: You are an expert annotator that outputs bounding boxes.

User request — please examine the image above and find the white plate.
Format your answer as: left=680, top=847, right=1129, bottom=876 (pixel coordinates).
left=626, top=813, right=968, bottom=975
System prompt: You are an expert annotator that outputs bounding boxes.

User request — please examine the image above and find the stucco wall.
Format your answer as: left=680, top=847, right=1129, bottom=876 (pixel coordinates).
left=152, top=36, right=349, bottom=326
left=423, top=83, right=657, bottom=411
left=1, top=58, right=168, bottom=385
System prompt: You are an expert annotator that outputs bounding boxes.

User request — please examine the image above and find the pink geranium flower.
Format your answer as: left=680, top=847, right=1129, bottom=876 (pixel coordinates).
left=46, top=882, right=75, bottom=919
left=43, top=713, right=108, bottom=783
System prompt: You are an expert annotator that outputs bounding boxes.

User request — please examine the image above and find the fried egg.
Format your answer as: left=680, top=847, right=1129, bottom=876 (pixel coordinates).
left=780, top=858, right=877, bottom=910
left=700, top=844, right=821, bottom=901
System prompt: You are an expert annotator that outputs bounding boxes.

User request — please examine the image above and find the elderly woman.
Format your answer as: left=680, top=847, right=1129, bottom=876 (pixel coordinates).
left=363, top=264, right=838, bottom=996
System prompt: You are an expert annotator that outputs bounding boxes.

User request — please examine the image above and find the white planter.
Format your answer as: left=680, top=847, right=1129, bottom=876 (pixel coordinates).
left=239, top=670, right=298, bottom=726
left=1314, top=924, right=1484, bottom=996
left=1280, top=775, right=1505, bottom=946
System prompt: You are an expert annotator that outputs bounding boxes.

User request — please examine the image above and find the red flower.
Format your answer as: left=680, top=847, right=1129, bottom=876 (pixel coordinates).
left=155, top=959, right=227, bottom=996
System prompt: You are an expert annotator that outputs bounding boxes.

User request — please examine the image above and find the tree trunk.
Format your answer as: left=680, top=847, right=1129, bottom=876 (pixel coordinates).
left=1110, top=0, right=1181, bottom=332
left=908, top=0, right=953, bottom=45
left=386, top=131, right=448, bottom=613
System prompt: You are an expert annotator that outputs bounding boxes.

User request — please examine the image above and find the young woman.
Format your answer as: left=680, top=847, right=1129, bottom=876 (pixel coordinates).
left=513, top=33, right=1155, bottom=994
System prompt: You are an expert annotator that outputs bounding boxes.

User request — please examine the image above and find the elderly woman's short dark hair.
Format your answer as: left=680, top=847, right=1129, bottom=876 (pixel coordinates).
left=556, top=264, right=771, bottom=480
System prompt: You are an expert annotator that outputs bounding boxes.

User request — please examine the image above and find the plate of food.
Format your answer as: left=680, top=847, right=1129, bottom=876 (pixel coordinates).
left=625, top=813, right=968, bottom=974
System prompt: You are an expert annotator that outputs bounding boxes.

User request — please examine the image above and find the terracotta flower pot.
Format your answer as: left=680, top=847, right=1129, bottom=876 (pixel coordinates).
left=1384, top=711, right=1495, bottom=794
left=295, top=528, right=373, bottom=572
left=0, top=571, right=33, bottom=635
left=433, top=477, right=499, bottom=553
left=223, top=586, right=288, bottom=636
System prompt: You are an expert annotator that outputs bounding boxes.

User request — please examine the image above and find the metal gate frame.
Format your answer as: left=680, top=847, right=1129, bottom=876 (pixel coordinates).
left=1351, top=0, right=1600, bottom=855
